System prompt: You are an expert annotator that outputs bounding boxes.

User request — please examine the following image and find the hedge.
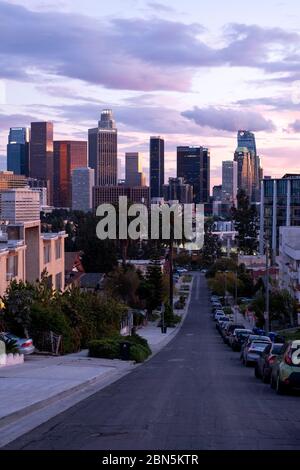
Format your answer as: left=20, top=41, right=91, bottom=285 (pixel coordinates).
left=88, top=334, right=151, bottom=363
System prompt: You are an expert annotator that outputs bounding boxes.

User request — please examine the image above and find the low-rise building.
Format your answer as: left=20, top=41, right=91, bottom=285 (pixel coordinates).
left=278, top=226, right=300, bottom=304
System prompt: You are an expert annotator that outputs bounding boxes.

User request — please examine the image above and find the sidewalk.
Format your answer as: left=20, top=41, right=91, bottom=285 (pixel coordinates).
left=0, top=274, right=194, bottom=447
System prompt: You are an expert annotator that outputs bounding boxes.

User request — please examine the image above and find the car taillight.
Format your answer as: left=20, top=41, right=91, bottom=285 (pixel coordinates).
left=268, top=355, right=276, bottom=365
left=21, top=341, right=32, bottom=348
left=284, top=351, right=293, bottom=365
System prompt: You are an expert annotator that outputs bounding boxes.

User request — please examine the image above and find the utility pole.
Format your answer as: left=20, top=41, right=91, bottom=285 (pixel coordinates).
left=265, top=239, right=270, bottom=333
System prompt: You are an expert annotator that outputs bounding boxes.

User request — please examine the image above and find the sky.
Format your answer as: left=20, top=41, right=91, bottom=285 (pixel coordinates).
left=0, top=0, right=300, bottom=186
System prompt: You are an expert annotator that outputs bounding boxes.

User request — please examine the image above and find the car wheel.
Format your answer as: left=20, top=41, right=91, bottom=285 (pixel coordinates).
left=276, top=375, right=287, bottom=395
left=255, top=365, right=260, bottom=378
left=270, top=374, right=276, bottom=389
left=262, top=369, right=270, bottom=384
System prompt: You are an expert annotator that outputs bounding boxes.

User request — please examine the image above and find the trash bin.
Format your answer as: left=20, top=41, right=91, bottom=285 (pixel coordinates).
left=161, top=326, right=167, bottom=334
left=120, top=341, right=131, bottom=361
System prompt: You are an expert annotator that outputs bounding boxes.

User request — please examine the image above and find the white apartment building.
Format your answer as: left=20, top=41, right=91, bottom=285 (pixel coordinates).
left=277, top=226, right=300, bottom=304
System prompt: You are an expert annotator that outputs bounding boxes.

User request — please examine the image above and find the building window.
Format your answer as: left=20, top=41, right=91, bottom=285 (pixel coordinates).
left=55, top=272, right=62, bottom=290
left=44, top=244, right=51, bottom=264
left=55, top=240, right=61, bottom=259
left=6, top=254, right=18, bottom=278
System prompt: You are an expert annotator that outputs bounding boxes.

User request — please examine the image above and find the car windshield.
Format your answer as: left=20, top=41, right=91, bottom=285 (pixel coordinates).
left=250, top=342, right=269, bottom=351
left=237, top=331, right=251, bottom=337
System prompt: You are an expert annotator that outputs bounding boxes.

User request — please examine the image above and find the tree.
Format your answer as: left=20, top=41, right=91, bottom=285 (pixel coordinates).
left=1, top=281, right=35, bottom=337
left=104, top=266, right=141, bottom=308
left=138, top=258, right=165, bottom=317
left=231, top=189, right=258, bottom=255
left=251, top=289, right=298, bottom=329
left=201, top=220, right=222, bottom=265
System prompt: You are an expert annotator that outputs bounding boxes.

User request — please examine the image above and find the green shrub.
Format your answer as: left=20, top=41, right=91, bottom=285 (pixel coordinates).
left=88, top=339, right=120, bottom=359
left=88, top=334, right=151, bottom=362
left=129, top=344, right=150, bottom=363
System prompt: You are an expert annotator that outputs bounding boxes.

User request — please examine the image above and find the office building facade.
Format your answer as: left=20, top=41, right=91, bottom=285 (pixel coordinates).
left=125, top=152, right=146, bottom=187
left=163, top=177, right=193, bottom=204
left=53, top=140, right=87, bottom=208
left=72, top=167, right=94, bottom=213
left=234, top=147, right=253, bottom=200
left=222, top=160, right=238, bottom=206
left=88, top=110, right=118, bottom=186
left=260, top=175, right=300, bottom=259
left=7, top=127, right=30, bottom=176
left=150, top=136, right=164, bottom=198
left=177, top=146, right=210, bottom=203
left=0, top=189, right=40, bottom=223
left=93, top=185, right=150, bottom=210
left=29, top=122, right=54, bottom=204
left=237, top=130, right=261, bottom=202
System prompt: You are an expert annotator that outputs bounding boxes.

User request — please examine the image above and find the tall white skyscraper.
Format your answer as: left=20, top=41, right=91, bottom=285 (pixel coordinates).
left=88, top=109, right=117, bottom=186
left=222, top=160, right=238, bottom=206
left=72, top=167, right=94, bottom=213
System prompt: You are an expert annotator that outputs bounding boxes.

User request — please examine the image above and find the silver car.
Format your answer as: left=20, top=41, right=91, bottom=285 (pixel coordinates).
left=0, top=332, right=35, bottom=355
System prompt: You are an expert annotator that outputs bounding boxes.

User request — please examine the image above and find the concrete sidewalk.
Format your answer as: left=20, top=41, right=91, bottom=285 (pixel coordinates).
left=0, top=274, right=194, bottom=447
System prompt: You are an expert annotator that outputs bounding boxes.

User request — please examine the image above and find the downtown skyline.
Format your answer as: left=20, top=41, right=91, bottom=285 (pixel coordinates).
left=0, top=0, right=300, bottom=186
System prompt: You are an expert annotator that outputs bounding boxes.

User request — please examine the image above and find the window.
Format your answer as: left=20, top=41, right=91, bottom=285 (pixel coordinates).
left=44, top=244, right=51, bottom=264
left=6, top=254, right=18, bottom=278
left=55, top=240, right=61, bottom=259
left=55, top=272, right=62, bottom=290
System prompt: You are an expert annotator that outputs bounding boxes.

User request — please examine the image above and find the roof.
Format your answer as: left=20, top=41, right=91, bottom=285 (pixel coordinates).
left=79, top=273, right=105, bottom=289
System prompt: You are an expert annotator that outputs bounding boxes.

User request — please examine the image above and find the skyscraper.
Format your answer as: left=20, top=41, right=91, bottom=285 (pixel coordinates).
left=88, top=109, right=117, bottom=186
left=7, top=127, right=30, bottom=176
left=177, top=146, right=210, bottom=203
left=237, top=130, right=261, bottom=202
left=234, top=147, right=253, bottom=200
left=29, top=122, right=54, bottom=204
left=237, top=130, right=257, bottom=155
left=222, top=160, right=238, bottom=206
left=150, top=136, right=164, bottom=198
left=163, top=177, right=193, bottom=204
left=72, top=167, right=94, bottom=213
left=125, top=152, right=146, bottom=187
left=53, top=140, right=87, bottom=208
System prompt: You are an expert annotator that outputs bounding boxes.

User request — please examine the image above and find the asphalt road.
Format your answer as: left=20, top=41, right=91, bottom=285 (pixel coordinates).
left=5, top=274, right=300, bottom=450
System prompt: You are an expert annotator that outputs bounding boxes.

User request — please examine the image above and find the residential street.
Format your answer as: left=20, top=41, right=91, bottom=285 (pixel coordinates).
left=5, top=274, right=300, bottom=450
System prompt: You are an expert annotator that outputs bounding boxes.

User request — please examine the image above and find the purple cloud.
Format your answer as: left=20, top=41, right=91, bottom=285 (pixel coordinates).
left=0, top=2, right=300, bottom=92
left=181, top=106, right=276, bottom=132
left=0, top=112, right=39, bottom=130
left=288, top=120, right=300, bottom=133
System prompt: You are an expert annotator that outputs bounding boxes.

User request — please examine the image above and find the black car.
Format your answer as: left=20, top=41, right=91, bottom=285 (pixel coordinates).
left=223, top=324, right=245, bottom=345
left=231, top=329, right=253, bottom=351
left=255, top=343, right=285, bottom=383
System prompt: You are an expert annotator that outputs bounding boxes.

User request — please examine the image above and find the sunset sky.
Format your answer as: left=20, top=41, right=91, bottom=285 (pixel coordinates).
left=0, top=0, right=300, bottom=187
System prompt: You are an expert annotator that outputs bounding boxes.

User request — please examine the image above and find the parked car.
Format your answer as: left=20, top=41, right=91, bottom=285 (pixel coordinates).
left=255, top=343, right=285, bottom=383
left=0, top=332, right=35, bottom=355
left=217, top=319, right=231, bottom=334
left=230, top=328, right=253, bottom=351
left=216, top=316, right=230, bottom=331
left=223, top=324, right=245, bottom=345
left=270, top=340, right=300, bottom=394
left=214, top=311, right=225, bottom=321
left=241, top=337, right=272, bottom=366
